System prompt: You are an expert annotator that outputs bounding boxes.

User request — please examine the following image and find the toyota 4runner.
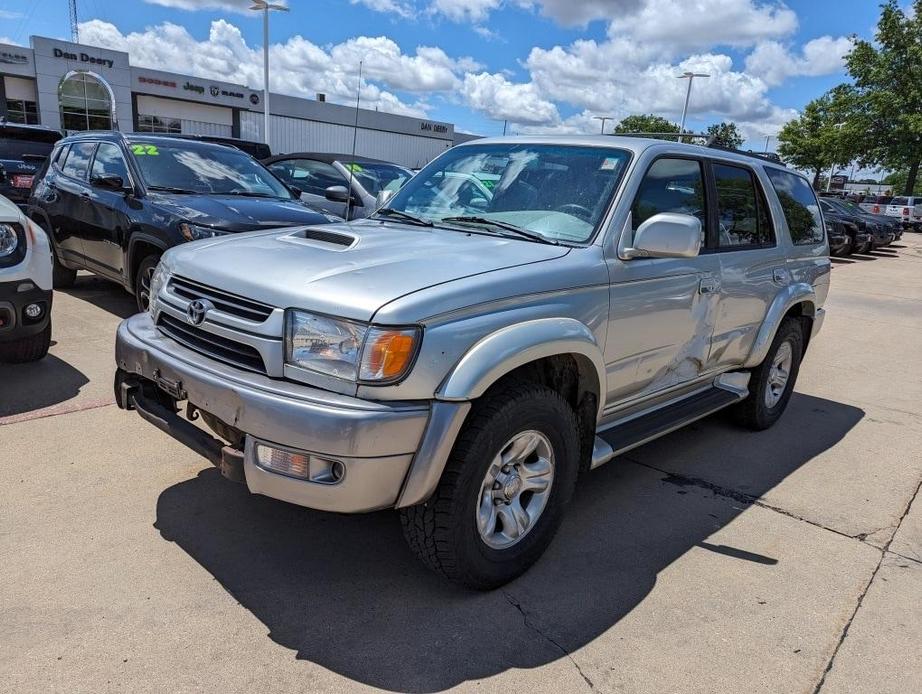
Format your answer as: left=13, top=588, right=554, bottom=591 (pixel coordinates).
left=114, top=136, right=829, bottom=589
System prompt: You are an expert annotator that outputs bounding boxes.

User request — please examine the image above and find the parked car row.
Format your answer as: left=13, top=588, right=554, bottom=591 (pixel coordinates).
left=818, top=194, right=902, bottom=255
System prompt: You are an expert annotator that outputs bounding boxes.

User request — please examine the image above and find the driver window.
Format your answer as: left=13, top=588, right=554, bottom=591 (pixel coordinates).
left=91, top=143, right=130, bottom=184
left=631, top=158, right=706, bottom=244
left=268, top=159, right=346, bottom=196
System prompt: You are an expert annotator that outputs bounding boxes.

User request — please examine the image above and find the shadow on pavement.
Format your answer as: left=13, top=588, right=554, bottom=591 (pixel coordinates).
left=154, top=392, right=863, bottom=692
left=0, top=354, right=90, bottom=417
left=58, top=275, right=138, bottom=320
left=830, top=257, right=856, bottom=264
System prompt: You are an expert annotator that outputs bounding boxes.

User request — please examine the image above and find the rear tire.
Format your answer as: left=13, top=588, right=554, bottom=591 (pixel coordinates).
left=50, top=246, right=77, bottom=288
left=734, top=318, right=803, bottom=431
left=0, top=321, right=51, bottom=363
left=400, top=381, right=580, bottom=590
left=134, top=255, right=160, bottom=314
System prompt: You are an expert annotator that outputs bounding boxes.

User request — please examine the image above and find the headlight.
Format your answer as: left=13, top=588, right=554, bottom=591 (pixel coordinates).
left=0, top=223, right=19, bottom=257
left=179, top=222, right=228, bottom=242
left=285, top=310, right=420, bottom=383
left=148, top=261, right=170, bottom=318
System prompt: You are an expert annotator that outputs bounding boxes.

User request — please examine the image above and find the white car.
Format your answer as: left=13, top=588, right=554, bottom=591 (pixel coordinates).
left=885, top=196, right=922, bottom=228
left=0, top=194, right=53, bottom=362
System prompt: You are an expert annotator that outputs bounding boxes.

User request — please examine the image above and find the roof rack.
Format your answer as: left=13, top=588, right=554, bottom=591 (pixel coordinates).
left=614, top=131, right=786, bottom=166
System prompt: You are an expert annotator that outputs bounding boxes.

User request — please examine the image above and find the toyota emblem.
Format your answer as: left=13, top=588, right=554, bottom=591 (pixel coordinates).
left=186, top=299, right=213, bottom=326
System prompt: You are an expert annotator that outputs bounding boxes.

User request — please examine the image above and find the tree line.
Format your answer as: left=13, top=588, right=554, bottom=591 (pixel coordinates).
left=777, top=0, right=922, bottom=194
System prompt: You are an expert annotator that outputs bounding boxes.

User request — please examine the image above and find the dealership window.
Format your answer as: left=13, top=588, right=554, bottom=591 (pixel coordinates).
left=59, top=71, right=113, bottom=132
left=5, top=99, right=39, bottom=125
left=136, top=114, right=181, bottom=134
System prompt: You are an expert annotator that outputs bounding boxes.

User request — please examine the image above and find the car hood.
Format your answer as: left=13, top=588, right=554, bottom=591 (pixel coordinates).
left=163, top=219, right=570, bottom=321
left=148, top=192, right=332, bottom=231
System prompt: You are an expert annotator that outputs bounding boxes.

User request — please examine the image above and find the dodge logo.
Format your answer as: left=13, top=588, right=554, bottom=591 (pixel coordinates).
left=186, top=299, right=213, bottom=326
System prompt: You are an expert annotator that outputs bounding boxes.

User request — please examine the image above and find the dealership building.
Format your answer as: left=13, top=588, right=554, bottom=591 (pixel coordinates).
left=0, top=36, right=458, bottom=168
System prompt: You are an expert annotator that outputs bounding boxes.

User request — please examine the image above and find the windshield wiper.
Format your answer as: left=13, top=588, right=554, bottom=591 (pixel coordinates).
left=223, top=190, right=276, bottom=198
left=441, top=216, right=559, bottom=245
left=147, top=185, right=195, bottom=194
left=373, top=208, right=434, bottom=227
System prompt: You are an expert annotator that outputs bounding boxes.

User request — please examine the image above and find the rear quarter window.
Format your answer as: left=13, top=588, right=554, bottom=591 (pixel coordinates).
left=765, top=169, right=824, bottom=245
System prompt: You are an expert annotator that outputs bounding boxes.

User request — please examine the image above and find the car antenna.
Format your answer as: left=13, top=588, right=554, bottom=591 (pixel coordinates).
left=346, top=59, right=363, bottom=220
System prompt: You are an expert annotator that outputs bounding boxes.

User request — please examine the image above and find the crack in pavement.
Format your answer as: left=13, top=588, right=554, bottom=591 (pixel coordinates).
left=502, top=590, right=595, bottom=691
left=813, top=473, right=922, bottom=693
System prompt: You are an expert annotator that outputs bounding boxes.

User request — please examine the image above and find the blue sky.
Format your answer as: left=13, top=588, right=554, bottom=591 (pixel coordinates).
left=0, top=0, right=885, bottom=148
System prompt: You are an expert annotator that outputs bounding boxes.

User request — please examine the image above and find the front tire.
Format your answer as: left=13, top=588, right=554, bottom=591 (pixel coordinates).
left=0, top=321, right=51, bottom=363
left=134, top=255, right=160, bottom=314
left=734, top=318, right=803, bottom=431
left=400, top=382, right=580, bottom=590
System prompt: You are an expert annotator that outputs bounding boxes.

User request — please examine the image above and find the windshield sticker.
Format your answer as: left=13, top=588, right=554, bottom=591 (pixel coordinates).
left=345, top=163, right=364, bottom=173
left=132, top=145, right=160, bottom=156
left=600, top=157, right=620, bottom=171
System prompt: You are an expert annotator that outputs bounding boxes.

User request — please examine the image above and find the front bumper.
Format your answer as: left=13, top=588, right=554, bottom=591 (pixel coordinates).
left=115, top=313, right=438, bottom=512
left=0, top=279, right=51, bottom=343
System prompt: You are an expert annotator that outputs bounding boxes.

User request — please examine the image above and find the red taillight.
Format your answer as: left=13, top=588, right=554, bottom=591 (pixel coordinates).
left=873, top=206, right=880, bottom=213
left=903, top=207, right=910, bottom=216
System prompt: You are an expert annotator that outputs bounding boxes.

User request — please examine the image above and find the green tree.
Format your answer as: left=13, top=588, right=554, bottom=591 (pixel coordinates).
left=614, top=114, right=681, bottom=140
left=777, top=97, right=836, bottom=189
left=844, top=0, right=922, bottom=194
left=883, top=169, right=922, bottom=195
left=705, top=122, right=744, bottom=149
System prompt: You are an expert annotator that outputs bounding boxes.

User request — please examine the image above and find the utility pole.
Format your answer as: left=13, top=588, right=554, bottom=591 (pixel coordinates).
left=593, top=116, right=615, bottom=134
left=764, top=135, right=772, bottom=152
left=677, top=71, right=709, bottom=134
left=69, top=0, right=79, bottom=42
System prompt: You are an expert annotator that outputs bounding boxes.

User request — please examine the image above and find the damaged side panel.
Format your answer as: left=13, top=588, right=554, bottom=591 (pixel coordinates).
left=603, top=256, right=721, bottom=408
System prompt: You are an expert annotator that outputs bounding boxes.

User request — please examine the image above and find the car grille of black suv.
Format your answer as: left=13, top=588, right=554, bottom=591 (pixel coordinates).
left=157, top=313, right=267, bottom=374
left=169, top=276, right=274, bottom=323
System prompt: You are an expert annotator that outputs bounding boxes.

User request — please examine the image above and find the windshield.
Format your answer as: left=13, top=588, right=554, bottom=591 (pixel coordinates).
left=382, top=143, right=631, bottom=244
left=130, top=142, right=291, bottom=198
left=343, top=162, right=413, bottom=196
left=833, top=199, right=865, bottom=214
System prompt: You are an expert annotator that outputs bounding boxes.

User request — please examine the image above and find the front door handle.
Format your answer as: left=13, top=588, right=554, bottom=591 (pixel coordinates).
left=699, top=277, right=720, bottom=294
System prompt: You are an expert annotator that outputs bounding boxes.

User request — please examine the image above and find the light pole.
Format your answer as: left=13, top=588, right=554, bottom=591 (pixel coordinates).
left=250, top=1, right=289, bottom=147
left=593, top=116, right=615, bottom=134
left=826, top=122, right=846, bottom=192
left=677, top=71, right=709, bottom=134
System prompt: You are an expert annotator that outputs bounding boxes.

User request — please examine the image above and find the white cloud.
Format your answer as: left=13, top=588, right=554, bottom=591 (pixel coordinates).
left=77, top=19, right=466, bottom=118
left=349, top=0, right=414, bottom=18
left=430, top=0, right=503, bottom=23
left=0, top=10, right=26, bottom=20
left=745, top=36, right=853, bottom=87
left=460, top=72, right=559, bottom=125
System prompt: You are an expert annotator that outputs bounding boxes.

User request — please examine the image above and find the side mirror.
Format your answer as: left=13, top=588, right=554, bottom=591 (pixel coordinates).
left=288, top=184, right=303, bottom=198
left=623, top=212, right=701, bottom=259
left=324, top=185, right=351, bottom=203
left=91, top=174, right=127, bottom=192
left=376, top=189, right=395, bottom=209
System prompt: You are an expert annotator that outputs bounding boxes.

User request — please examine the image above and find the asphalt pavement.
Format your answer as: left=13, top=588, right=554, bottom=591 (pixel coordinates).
left=2, top=235, right=921, bottom=693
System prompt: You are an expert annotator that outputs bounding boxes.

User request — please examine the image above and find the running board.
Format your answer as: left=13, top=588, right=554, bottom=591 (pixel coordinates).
left=590, top=379, right=748, bottom=469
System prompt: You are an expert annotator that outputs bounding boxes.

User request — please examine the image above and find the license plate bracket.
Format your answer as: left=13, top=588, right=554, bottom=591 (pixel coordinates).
left=153, top=369, right=187, bottom=400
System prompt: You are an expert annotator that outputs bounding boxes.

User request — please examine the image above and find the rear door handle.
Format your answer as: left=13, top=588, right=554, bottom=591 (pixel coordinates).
left=699, top=277, right=720, bottom=294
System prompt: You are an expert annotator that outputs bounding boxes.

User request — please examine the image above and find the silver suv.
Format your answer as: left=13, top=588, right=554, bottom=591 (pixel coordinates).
left=114, top=136, right=830, bottom=589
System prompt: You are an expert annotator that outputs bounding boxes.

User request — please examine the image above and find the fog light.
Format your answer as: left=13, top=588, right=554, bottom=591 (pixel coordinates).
left=24, top=303, right=42, bottom=319
left=254, top=443, right=345, bottom=484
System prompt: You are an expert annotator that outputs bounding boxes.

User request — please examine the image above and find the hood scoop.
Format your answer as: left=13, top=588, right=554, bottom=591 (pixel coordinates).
left=281, top=226, right=357, bottom=250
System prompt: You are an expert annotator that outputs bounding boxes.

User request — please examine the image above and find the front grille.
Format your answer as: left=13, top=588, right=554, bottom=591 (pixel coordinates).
left=158, top=313, right=266, bottom=374
left=169, top=276, right=274, bottom=323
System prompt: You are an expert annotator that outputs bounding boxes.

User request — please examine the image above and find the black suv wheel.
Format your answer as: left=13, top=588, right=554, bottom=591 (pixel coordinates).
left=134, top=255, right=159, bottom=314
left=400, top=381, right=580, bottom=589
left=734, top=317, right=804, bottom=430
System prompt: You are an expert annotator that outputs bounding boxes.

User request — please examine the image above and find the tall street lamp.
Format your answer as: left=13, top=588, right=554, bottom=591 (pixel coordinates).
left=250, top=1, right=289, bottom=147
left=677, top=71, right=709, bottom=134
left=826, top=122, right=846, bottom=192
left=593, top=115, right=616, bottom=134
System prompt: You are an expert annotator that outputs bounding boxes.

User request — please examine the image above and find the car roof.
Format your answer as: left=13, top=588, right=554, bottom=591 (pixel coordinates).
left=0, top=121, right=64, bottom=144
left=60, top=130, right=245, bottom=152
left=264, top=152, right=397, bottom=166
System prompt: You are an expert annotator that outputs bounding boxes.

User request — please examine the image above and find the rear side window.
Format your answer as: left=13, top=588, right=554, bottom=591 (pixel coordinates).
left=632, top=157, right=706, bottom=245
left=891, top=197, right=908, bottom=206
left=267, top=159, right=347, bottom=196
left=713, top=163, right=775, bottom=248
left=61, top=142, right=96, bottom=181
left=765, top=169, right=824, bottom=245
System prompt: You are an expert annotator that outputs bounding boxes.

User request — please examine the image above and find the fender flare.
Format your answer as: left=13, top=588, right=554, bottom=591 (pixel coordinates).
left=744, top=283, right=816, bottom=368
left=437, top=317, right=607, bottom=416
left=126, top=234, right=169, bottom=286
